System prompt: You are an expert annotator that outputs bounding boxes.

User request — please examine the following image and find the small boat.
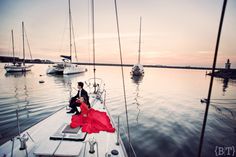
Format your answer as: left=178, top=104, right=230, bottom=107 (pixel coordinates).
left=130, top=17, right=144, bottom=77
left=4, top=63, right=33, bottom=73
left=0, top=78, right=127, bottom=157
left=46, top=0, right=86, bottom=75
left=4, top=23, right=33, bottom=73
left=38, top=80, right=45, bottom=83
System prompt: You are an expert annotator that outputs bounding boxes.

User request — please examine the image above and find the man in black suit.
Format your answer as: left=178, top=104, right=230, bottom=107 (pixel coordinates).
left=67, top=82, right=90, bottom=114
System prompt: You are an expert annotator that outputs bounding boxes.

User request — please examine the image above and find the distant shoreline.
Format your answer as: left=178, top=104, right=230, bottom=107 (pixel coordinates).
left=71, top=62, right=221, bottom=70
left=0, top=55, right=234, bottom=71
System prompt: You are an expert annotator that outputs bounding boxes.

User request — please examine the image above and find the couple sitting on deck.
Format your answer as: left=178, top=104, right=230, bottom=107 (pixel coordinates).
left=67, top=82, right=91, bottom=114
left=67, top=82, right=115, bottom=134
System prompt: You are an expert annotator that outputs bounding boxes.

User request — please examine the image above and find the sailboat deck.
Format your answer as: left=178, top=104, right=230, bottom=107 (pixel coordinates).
left=0, top=94, right=127, bottom=157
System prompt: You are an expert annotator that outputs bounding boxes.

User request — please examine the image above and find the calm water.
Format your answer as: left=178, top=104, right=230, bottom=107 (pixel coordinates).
left=0, top=63, right=235, bottom=157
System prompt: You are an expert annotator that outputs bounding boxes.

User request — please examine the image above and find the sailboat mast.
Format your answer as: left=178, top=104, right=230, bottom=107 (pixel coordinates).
left=11, top=30, right=15, bottom=65
left=22, top=21, right=25, bottom=66
left=68, top=0, right=72, bottom=63
left=92, top=0, right=96, bottom=92
left=138, top=16, right=142, bottom=64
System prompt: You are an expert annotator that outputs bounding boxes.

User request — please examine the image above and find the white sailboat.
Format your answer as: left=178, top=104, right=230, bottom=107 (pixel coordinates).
left=46, top=0, right=86, bottom=75
left=0, top=86, right=127, bottom=157
left=4, top=22, right=33, bottom=72
left=130, top=17, right=144, bottom=76
left=0, top=0, right=129, bottom=156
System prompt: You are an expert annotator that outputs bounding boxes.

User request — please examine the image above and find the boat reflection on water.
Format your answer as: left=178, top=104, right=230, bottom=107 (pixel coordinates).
left=47, top=72, right=86, bottom=105
left=131, top=75, right=143, bottom=123
left=47, top=72, right=85, bottom=84
left=6, top=73, right=30, bottom=118
left=0, top=72, right=31, bottom=144
left=202, top=77, right=236, bottom=135
left=47, top=74, right=72, bottom=99
left=222, top=78, right=229, bottom=94
left=22, top=84, right=30, bottom=119
left=215, top=77, right=236, bottom=95
left=4, top=71, right=27, bottom=78
left=134, top=84, right=141, bottom=123
left=131, top=75, right=143, bottom=84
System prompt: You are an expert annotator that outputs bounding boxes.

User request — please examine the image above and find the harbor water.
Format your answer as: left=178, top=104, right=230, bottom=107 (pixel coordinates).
left=0, top=63, right=235, bottom=157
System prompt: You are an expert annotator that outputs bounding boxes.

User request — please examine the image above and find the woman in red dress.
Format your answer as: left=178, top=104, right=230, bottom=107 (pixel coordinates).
left=70, top=97, right=115, bottom=134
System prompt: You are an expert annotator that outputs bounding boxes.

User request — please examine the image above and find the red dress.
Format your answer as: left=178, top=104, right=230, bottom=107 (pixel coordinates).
left=70, top=102, right=115, bottom=134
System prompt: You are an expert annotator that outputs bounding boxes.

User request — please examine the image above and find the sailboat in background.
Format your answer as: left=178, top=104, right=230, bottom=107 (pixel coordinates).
left=46, top=0, right=86, bottom=75
left=130, top=16, right=144, bottom=76
left=4, top=22, right=33, bottom=72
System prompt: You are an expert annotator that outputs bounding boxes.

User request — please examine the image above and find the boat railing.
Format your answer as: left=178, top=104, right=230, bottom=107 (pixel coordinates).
left=9, top=104, right=67, bottom=157
left=85, top=78, right=106, bottom=95
left=82, top=138, right=99, bottom=157
left=87, top=77, right=137, bottom=156
left=116, top=116, right=137, bottom=157
left=10, top=108, right=35, bottom=157
left=101, top=91, right=136, bottom=157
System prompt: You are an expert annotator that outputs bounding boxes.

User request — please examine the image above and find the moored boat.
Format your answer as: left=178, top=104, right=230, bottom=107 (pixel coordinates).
left=5, top=63, right=33, bottom=73
left=0, top=80, right=127, bottom=157
left=130, top=17, right=144, bottom=77
left=4, top=23, right=33, bottom=73
left=46, top=0, right=86, bottom=75
left=130, top=63, right=144, bottom=76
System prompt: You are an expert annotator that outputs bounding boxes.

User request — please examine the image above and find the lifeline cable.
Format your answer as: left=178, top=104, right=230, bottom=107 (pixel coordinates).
left=114, top=0, right=131, bottom=155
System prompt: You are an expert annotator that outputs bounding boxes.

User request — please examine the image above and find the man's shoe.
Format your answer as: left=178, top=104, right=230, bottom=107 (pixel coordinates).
left=67, top=110, right=75, bottom=114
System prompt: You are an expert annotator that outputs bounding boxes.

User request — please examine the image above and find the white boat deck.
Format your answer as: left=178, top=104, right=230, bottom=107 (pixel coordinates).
left=0, top=94, right=127, bottom=157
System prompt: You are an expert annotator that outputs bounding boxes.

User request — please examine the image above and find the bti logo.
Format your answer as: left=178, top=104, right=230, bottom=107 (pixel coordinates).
left=215, top=146, right=235, bottom=156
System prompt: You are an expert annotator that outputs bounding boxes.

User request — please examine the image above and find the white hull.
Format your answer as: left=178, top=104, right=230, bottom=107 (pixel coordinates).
left=46, top=63, right=86, bottom=75
left=4, top=64, right=33, bottom=72
left=131, top=63, right=144, bottom=76
left=46, top=63, right=64, bottom=74
left=63, top=64, right=86, bottom=75
left=0, top=92, right=127, bottom=157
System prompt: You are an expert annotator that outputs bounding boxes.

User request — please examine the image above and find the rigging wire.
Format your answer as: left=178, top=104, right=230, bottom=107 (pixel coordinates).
left=211, top=99, right=236, bottom=101
left=113, top=0, right=131, bottom=155
left=68, top=0, right=72, bottom=63
left=88, top=0, right=91, bottom=72
left=11, top=30, right=16, bottom=64
left=197, top=0, right=228, bottom=156
left=22, top=22, right=25, bottom=65
left=138, top=16, right=142, bottom=64
left=7, top=31, right=11, bottom=57
left=24, top=27, right=33, bottom=60
left=71, top=18, right=78, bottom=62
left=58, top=15, right=68, bottom=57
left=210, top=102, right=236, bottom=105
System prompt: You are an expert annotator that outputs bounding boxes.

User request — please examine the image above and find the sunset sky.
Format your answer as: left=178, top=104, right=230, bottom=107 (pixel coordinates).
left=0, top=0, right=235, bottom=67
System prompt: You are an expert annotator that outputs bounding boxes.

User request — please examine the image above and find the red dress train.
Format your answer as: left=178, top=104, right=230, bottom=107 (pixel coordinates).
left=70, top=102, right=115, bottom=134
